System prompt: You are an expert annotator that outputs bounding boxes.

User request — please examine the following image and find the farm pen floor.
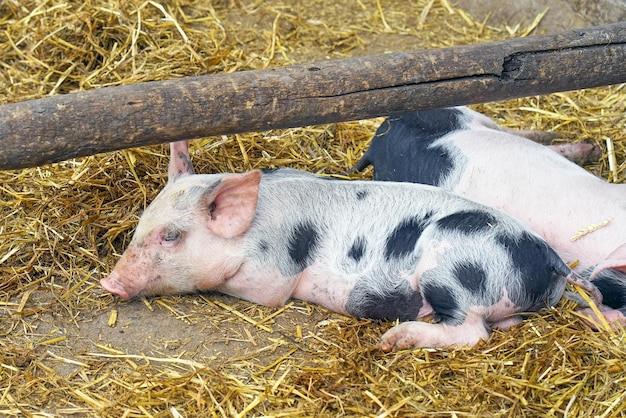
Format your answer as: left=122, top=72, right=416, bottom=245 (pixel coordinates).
left=1, top=0, right=626, bottom=416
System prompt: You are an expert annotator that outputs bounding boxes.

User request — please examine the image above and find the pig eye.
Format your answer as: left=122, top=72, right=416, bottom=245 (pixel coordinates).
left=163, top=229, right=181, bottom=242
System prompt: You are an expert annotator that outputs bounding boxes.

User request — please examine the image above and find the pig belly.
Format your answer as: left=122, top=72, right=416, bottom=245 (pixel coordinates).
left=451, top=133, right=626, bottom=270
left=291, top=263, right=359, bottom=316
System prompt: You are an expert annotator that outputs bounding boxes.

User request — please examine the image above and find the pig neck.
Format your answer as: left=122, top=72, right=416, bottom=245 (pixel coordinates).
left=211, top=175, right=329, bottom=309
left=221, top=259, right=355, bottom=315
left=215, top=261, right=299, bottom=308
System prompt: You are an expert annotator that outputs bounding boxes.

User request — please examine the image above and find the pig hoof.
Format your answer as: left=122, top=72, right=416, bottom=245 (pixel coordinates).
left=379, top=322, right=424, bottom=352
left=379, top=331, right=412, bottom=352
left=546, top=142, right=602, bottom=165
left=568, top=273, right=603, bottom=305
left=378, top=322, right=437, bottom=351
left=578, top=307, right=626, bottom=331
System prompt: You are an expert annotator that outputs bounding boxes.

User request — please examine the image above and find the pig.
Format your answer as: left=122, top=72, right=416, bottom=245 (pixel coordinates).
left=354, top=106, right=626, bottom=327
left=101, top=140, right=601, bottom=351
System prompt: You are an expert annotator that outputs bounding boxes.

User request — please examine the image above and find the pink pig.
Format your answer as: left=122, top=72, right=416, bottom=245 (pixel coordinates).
left=355, top=107, right=626, bottom=327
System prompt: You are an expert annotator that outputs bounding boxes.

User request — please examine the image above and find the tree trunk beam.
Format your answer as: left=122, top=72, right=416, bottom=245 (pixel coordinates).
left=1, top=22, right=625, bottom=170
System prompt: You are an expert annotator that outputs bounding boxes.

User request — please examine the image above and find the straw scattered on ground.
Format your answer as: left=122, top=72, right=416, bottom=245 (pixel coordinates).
left=1, top=0, right=626, bottom=416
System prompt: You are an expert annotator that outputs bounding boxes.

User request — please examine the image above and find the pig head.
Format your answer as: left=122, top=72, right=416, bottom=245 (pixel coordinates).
left=101, top=141, right=261, bottom=300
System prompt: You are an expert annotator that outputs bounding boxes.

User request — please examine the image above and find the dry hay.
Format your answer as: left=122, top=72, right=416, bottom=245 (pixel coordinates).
left=1, top=0, right=626, bottom=416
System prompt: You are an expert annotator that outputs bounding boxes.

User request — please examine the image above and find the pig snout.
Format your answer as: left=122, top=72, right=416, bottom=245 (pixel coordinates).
left=101, top=273, right=131, bottom=300
left=101, top=245, right=154, bottom=300
left=101, top=245, right=157, bottom=300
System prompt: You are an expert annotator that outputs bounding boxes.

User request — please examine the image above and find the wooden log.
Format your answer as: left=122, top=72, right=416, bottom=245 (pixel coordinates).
left=1, top=22, right=626, bottom=170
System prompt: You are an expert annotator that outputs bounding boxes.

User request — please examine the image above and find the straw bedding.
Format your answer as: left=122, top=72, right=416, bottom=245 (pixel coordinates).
left=1, top=0, right=625, bottom=416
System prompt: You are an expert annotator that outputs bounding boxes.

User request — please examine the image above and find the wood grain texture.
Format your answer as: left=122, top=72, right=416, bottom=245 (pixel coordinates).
left=1, top=22, right=625, bottom=170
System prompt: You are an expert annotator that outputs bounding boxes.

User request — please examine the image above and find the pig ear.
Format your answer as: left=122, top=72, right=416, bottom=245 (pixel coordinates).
left=168, top=140, right=195, bottom=183
left=202, top=170, right=262, bottom=238
left=591, top=243, right=626, bottom=278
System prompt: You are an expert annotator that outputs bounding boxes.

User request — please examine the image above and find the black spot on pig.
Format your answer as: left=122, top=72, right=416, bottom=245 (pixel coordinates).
left=346, top=278, right=423, bottom=321
left=356, top=190, right=368, bottom=200
left=258, top=240, right=269, bottom=254
left=353, top=108, right=465, bottom=185
left=384, top=214, right=432, bottom=260
left=590, top=269, right=626, bottom=309
left=404, top=108, right=466, bottom=138
left=288, top=221, right=320, bottom=271
left=437, top=210, right=497, bottom=234
left=423, top=283, right=463, bottom=324
left=497, top=232, right=569, bottom=304
left=455, top=262, right=487, bottom=294
left=348, top=237, right=366, bottom=262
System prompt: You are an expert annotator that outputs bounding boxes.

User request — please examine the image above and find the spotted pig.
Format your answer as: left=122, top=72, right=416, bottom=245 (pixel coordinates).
left=101, top=140, right=601, bottom=350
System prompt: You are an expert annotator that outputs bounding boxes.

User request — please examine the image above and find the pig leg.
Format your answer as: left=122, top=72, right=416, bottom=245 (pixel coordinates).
left=545, top=143, right=602, bottom=165
left=498, top=127, right=601, bottom=165
left=378, top=312, right=490, bottom=351
left=509, top=129, right=560, bottom=145
left=566, top=272, right=603, bottom=305
left=577, top=306, right=626, bottom=330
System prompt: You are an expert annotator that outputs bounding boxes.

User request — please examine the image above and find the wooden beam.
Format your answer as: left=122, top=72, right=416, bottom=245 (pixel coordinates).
left=1, top=22, right=626, bottom=170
